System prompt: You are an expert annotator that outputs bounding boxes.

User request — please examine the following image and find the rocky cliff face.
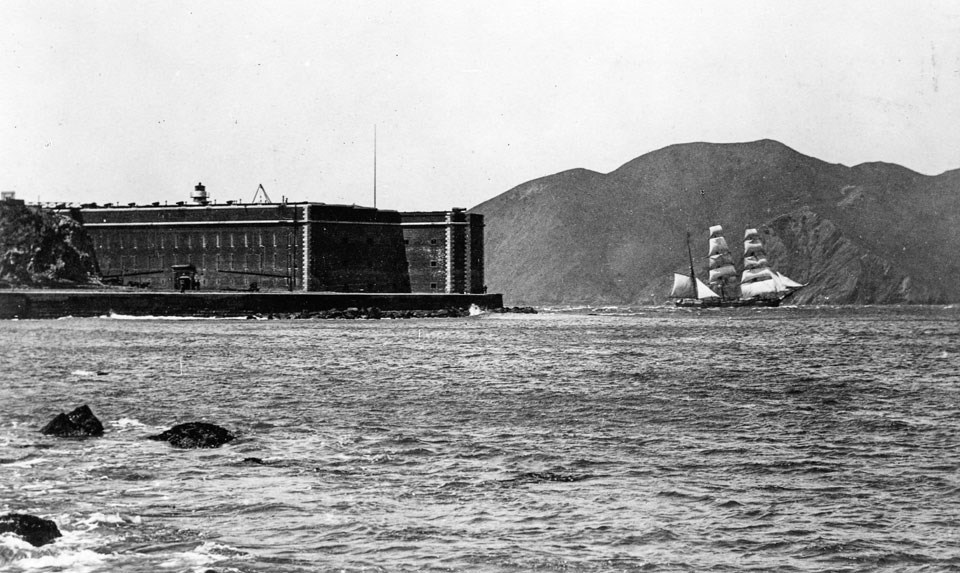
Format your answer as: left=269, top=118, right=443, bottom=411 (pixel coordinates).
left=471, top=140, right=959, bottom=305
left=0, top=202, right=99, bottom=287
left=760, top=209, right=940, bottom=304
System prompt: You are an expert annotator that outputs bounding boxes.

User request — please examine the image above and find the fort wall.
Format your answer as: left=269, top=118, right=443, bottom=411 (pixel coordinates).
left=58, top=197, right=483, bottom=294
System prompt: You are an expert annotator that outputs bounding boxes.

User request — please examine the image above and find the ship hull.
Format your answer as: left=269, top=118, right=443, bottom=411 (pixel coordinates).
left=673, top=297, right=782, bottom=308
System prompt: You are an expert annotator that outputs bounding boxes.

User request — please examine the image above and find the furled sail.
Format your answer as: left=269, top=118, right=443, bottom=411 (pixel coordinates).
left=708, top=225, right=736, bottom=284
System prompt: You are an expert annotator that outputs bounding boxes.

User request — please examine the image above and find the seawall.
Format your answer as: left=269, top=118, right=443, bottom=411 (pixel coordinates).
left=0, top=290, right=504, bottom=319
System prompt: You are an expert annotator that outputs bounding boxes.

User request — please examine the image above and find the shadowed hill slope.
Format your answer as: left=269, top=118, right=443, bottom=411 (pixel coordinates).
left=471, top=140, right=960, bottom=305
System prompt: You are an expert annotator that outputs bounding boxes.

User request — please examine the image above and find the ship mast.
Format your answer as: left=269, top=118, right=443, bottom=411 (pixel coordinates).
left=686, top=231, right=696, bottom=297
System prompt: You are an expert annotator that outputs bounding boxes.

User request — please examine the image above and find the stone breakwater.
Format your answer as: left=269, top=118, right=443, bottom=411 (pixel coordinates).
left=0, top=290, right=504, bottom=319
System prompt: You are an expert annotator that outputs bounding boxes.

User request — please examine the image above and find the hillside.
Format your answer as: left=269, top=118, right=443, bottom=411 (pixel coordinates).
left=471, top=140, right=960, bottom=305
left=0, top=201, right=99, bottom=287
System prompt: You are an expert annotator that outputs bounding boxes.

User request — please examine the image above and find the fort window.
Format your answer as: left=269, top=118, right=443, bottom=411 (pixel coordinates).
left=202, top=235, right=207, bottom=249
left=229, top=234, right=234, bottom=248
left=404, top=239, right=409, bottom=245
left=430, top=239, right=437, bottom=245
left=430, top=260, right=438, bottom=267
left=430, top=282, right=437, bottom=290
left=173, top=235, right=178, bottom=249
left=216, top=234, right=221, bottom=248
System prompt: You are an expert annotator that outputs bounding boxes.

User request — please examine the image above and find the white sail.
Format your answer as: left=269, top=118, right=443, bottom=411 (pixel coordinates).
left=708, top=225, right=737, bottom=287
left=740, top=227, right=803, bottom=300
left=696, top=278, right=720, bottom=299
left=740, top=276, right=784, bottom=298
left=743, top=255, right=768, bottom=270
left=777, top=272, right=804, bottom=290
left=741, top=267, right=776, bottom=283
left=709, top=265, right=736, bottom=283
left=743, top=239, right=764, bottom=258
left=671, top=273, right=720, bottom=299
left=708, top=237, right=729, bottom=256
left=671, top=273, right=696, bottom=299
left=671, top=224, right=804, bottom=305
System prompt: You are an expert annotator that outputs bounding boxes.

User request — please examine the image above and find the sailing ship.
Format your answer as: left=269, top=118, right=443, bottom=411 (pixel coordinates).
left=670, top=225, right=804, bottom=308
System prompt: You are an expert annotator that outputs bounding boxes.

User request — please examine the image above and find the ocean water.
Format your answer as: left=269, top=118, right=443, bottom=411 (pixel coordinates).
left=1, top=306, right=959, bottom=572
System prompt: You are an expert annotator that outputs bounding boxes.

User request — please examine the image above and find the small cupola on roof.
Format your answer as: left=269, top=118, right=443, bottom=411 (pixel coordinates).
left=191, top=182, right=209, bottom=205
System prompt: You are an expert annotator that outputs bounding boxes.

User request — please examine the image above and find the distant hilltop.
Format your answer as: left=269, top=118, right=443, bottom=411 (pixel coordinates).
left=471, top=139, right=960, bottom=305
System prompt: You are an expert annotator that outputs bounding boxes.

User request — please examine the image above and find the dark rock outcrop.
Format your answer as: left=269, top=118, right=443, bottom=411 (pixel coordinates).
left=277, top=307, right=475, bottom=320
left=489, top=306, right=538, bottom=314
left=147, top=422, right=235, bottom=449
left=0, top=201, right=99, bottom=287
left=40, top=404, right=104, bottom=437
left=0, top=513, right=62, bottom=547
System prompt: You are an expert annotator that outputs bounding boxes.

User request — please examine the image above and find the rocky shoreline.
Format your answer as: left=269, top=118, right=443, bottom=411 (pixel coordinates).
left=0, top=290, right=506, bottom=319
left=257, top=305, right=537, bottom=320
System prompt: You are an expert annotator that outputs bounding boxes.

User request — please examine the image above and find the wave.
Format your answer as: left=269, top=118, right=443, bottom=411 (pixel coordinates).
left=99, top=312, right=250, bottom=321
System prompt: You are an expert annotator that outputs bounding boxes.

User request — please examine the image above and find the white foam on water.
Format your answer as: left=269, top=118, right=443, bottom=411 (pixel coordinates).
left=3, top=457, right=49, bottom=469
left=13, top=548, right=106, bottom=573
left=156, top=540, right=234, bottom=569
left=69, top=369, right=97, bottom=377
left=80, top=512, right=127, bottom=526
left=0, top=532, right=36, bottom=562
left=101, top=312, right=202, bottom=321
left=0, top=517, right=115, bottom=573
left=109, top=417, right=145, bottom=429
left=100, top=312, right=249, bottom=321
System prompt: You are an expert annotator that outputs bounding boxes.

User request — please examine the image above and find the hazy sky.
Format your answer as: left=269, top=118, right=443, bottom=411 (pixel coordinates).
left=3, top=1, right=959, bottom=210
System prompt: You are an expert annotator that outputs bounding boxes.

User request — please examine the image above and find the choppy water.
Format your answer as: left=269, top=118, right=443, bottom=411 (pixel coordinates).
left=2, top=306, right=959, bottom=572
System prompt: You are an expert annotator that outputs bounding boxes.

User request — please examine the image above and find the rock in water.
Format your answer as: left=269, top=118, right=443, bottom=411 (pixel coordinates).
left=40, top=404, right=104, bottom=437
left=147, top=422, right=235, bottom=448
left=0, top=514, right=62, bottom=547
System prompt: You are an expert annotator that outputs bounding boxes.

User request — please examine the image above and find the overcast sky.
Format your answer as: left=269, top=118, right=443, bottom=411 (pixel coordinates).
left=3, top=1, right=959, bottom=210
